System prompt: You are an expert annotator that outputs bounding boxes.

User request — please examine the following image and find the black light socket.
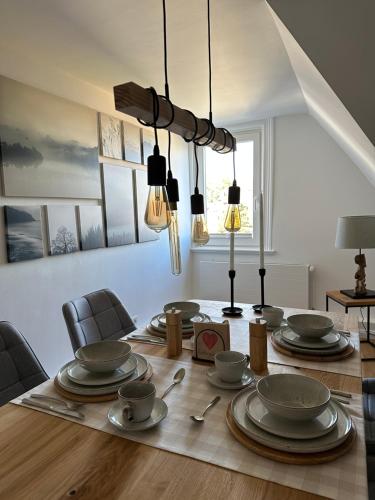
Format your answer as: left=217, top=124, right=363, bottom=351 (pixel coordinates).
left=191, top=187, right=204, bottom=215
left=147, top=145, right=167, bottom=186
left=228, top=181, right=240, bottom=204
left=166, top=171, right=179, bottom=203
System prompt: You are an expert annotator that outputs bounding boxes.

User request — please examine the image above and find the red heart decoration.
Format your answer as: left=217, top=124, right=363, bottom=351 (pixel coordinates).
left=203, top=331, right=218, bottom=350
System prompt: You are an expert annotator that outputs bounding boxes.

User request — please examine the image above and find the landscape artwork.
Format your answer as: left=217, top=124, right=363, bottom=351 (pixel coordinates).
left=141, top=128, right=154, bottom=164
left=0, top=75, right=100, bottom=199
left=102, top=163, right=136, bottom=247
left=4, top=205, right=43, bottom=263
left=46, top=205, right=79, bottom=256
left=123, top=122, right=142, bottom=163
left=99, top=113, right=123, bottom=160
left=134, top=169, right=159, bottom=243
left=78, top=205, right=105, bottom=251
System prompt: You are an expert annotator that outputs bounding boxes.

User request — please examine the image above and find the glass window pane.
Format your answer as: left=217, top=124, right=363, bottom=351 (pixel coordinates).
left=205, top=141, right=253, bottom=235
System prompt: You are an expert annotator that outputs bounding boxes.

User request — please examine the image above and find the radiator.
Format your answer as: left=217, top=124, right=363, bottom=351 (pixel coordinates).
left=193, top=261, right=312, bottom=309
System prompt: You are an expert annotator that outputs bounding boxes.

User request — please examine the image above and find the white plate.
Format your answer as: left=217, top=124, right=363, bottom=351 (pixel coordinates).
left=260, top=318, right=288, bottom=331
left=57, top=353, right=148, bottom=396
left=272, top=329, right=350, bottom=355
left=147, top=324, right=194, bottom=338
left=157, top=312, right=210, bottom=327
left=108, top=398, right=167, bottom=431
left=245, top=389, right=338, bottom=439
left=67, top=356, right=137, bottom=386
left=207, top=367, right=255, bottom=390
left=281, top=327, right=341, bottom=349
left=231, top=388, right=352, bottom=453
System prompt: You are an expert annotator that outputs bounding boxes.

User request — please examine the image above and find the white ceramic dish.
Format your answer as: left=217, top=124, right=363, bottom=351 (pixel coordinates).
left=287, top=314, right=334, bottom=339
left=57, top=353, right=148, bottom=396
left=207, top=366, right=255, bottom=390
left=156, top=312, right=211, bottom=328
left=281, top=327, right=341, bottom=349
left=108, top=398, right=167, bottom=431
left=256, top=374, right=330, bottom=421
left=163, top=301, right=200, bottom=321
left=245, top=389, right=338, bottom=439
left=260, top=318, right=287, bottom=331
left=67, top=356, right=137, bottom=386
left=146, top=324, right=193, bottom=339
left=231, top=388, right=352, bottom=453
left=75, top=340, right=132, bottom=373
left=273, top=329, right=350, bottom=356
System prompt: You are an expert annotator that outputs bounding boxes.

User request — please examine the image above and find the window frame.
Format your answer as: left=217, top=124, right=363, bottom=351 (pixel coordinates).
left=189, top=118, right=274, bottom=253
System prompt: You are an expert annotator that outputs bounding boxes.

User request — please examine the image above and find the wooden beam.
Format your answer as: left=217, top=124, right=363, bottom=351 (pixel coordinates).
left=114, top=82, right=235, bottom=153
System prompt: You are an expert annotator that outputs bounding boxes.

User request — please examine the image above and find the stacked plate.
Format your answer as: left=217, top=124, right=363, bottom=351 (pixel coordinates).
left=230, top=374, right=353, bottom=455
left=147, top=301, right=211, bottom=339
left=272, top=313, right=352, bottom=356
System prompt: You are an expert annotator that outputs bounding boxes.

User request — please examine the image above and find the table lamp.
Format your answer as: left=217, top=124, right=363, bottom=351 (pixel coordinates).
left=335, top=215, right=375, bottom=298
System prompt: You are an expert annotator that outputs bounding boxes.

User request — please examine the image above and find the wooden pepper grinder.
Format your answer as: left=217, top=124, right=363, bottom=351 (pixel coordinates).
left=166, top=308, right=183, bottom=357
left=249, top=318, right=267, bottom=373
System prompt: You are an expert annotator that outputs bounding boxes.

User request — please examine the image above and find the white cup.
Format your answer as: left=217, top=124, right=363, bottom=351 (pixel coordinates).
left=118, top=381, right=156, bottom=422
left=262, top=307, right=284, bottom=328
left=215, top=351, right=250, bottom=383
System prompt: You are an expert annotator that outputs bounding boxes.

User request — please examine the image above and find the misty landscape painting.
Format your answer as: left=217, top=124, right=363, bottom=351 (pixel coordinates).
left=134, top=169, right=159, bottom=243
left=142, top=128, right=154, bottom=164
left=46, top=205, right=79, bottom=256
left=99, top=113, right=123, bottom=160
left=4, top=206, right=43, bottom=263
left=124, top=122, right=142, bottom=163
left=78, top=205, right=105, bottom=251
left=102, top=163, right=136, bottom=247
left=0, top=76, right=100, bottom=199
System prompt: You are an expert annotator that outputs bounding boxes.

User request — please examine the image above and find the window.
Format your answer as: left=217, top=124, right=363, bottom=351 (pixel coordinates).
left=190, top=119, right=273, bottom=251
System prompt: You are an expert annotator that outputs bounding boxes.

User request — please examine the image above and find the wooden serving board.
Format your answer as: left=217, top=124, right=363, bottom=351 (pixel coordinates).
left=270, top=336, right=355, bottom=362
left=226, top=404, right=356, bottom=465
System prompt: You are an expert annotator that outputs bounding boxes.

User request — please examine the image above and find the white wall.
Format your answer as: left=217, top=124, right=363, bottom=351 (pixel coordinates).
left=0, top=72, right=192, bottom=376
left=192, top=114, right=375, bottom=312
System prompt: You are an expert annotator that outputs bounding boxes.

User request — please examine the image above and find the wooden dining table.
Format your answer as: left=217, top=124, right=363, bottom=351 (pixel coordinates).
left=0, top=301, right=365, bottom=500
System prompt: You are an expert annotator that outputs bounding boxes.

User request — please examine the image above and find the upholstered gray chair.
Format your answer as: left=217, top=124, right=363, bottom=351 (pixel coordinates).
left=362, top=378, right=375, bottom=498
left=0, top=321, right=48, bottom=406
left=62, top=288, right=136, bottom=352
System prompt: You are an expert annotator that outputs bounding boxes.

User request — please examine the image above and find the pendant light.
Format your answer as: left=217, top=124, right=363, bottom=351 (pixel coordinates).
left=191, top=144, right=209, bottom=246
left=224, top=151, right=241, bottom=232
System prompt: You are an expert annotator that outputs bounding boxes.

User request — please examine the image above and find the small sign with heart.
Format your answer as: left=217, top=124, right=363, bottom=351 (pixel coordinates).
left=193, top=321, right=230, bottom=362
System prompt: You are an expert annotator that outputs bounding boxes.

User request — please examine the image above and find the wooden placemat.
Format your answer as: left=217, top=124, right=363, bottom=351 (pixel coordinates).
left=270, top=336, right=355, bottom=362
left=226, top=404, right=356, bottom=465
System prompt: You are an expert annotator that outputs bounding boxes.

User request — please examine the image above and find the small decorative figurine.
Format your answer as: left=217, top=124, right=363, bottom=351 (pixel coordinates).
left=193, top=321, right=230, bottom=362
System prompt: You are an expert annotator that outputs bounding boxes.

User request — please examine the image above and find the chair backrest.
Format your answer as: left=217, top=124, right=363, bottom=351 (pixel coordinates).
left=0, top=321, right=48, bottom=406
left=62, top=288, right=136, bottom=352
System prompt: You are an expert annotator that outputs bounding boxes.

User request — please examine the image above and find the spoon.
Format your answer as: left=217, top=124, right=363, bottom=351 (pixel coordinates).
left=161, top=368, right=185, bottom=399
left=190, top=396, right=221, bottom=423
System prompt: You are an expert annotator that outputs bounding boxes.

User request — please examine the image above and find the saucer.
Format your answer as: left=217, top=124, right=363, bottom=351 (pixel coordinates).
left=281, top=327, right=341, bottom=349
left=245, top=389, right=338, bottom=439
left=67, top=356, right=137, bottom=386
left=207, top=367, right=255, bottom=390
left=108, top=398, right=168, bottom=431
left=260, top=318, right=287, bottom=331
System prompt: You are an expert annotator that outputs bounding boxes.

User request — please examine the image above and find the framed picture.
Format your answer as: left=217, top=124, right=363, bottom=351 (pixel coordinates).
left=77, top=205, right=105, bottom=251
left=134, top=169, right=159, bottom=243
left=123, top=122, right=142, bottom=164
left=45, top=205, right=79, bottom=256
left=99, top=113, right=123, bottom=160
left=4, top=205, right=43, bottom=263
left=0, top=75, right=100, bottom=199
left=193, top=321, right=230, bottom=362
left=141, top=128, right=154, bottom=164
left=102, top=163, right=136, bottom=247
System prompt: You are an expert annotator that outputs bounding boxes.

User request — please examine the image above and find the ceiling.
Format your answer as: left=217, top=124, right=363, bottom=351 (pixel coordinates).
left=0, top=0, right=306, bottom=124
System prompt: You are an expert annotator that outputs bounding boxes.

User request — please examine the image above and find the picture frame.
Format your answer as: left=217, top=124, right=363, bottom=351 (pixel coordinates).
left=193, top=321, right=230, bottom=362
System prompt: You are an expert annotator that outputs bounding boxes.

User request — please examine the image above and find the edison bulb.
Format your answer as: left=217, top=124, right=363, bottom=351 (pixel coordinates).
left=144, top=185, right=170, bottom=232
left=167, top=206, right=182, bottom=275
left=192, top=213, right=209, bottom=246
left=224, top=204, right=241, bottom=232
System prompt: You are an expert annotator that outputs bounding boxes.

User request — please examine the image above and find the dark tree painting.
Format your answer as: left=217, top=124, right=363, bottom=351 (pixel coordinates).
left=78, top=205, right=105, bottom=251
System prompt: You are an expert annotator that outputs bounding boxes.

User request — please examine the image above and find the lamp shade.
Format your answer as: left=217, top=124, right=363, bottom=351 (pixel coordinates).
left=335, top=216, right=375, bottom=249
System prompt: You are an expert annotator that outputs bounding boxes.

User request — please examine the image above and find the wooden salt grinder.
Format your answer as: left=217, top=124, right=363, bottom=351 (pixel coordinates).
left=249, top=318, right=267, bottom=373
left=166, top=308, right=182, bottom=357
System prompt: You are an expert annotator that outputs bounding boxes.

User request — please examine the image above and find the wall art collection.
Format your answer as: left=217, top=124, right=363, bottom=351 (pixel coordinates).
left=0, top=75, right=160, bottom=264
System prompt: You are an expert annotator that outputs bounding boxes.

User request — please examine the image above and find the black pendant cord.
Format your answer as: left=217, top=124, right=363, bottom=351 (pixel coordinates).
left=194, top=144, right=199, bottom=191
left=232, top=149, right=236, bottom=182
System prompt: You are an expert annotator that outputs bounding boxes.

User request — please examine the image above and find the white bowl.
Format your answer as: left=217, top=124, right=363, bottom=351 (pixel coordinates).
left=163, top=301, right=200, bottom=321
left=75, top=340, right=132, bottom=373
left=287, top=314, right=334, bottom=339
left=256, top=374, right=330, bottom=421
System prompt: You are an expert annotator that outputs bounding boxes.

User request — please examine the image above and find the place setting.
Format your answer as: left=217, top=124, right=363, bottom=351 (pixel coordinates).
left=271, top=313, right=354, bottom=361
left=207, top=350, right=255, bottom=390
left=226, top=373, right=356, bottom=464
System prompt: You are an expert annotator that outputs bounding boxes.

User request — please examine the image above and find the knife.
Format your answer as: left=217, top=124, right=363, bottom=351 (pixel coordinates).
left=127, top=336, right=166, bottom=345
left=21, top=398, right=85, bottom=420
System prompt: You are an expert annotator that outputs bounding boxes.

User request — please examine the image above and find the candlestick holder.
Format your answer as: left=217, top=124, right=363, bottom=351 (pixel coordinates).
left=253, top=268, right=271, bottom=314
left=222, top=270, right=243, bottom=317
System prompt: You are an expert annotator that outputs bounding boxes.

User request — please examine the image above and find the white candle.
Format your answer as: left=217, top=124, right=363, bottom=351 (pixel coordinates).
left=259, top=192, right=264, bottom=269
left=230, top=232, right=235, bottom=270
